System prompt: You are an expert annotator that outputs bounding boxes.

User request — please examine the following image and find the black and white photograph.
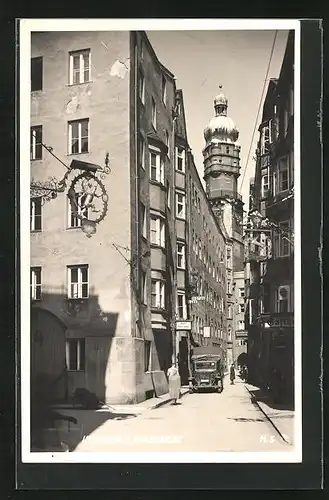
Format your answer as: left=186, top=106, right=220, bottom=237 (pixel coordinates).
left=20, top=19, right=303, bottom=464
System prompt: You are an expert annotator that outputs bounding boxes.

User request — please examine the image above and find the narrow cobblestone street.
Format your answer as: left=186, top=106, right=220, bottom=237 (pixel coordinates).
left=72, top=378, right=291, bottom=453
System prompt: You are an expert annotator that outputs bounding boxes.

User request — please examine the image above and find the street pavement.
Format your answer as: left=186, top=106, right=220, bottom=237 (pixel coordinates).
left=68, top=377, right=291, bottom=453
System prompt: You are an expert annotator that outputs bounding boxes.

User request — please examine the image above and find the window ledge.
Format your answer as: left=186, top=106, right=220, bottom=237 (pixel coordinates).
left=175, top=169, right=186, bottom=175
left=30, top=158, right=43, bottom=162
left=30, top=230, right=42, bottom=234
left=66, top=81, right=93, bottom=88
left=66, top=151, right=91, bottom=157
left=150, top=244, right=166, bottom=252
left=66, top=297, right=89, bottom=301
left=149, top=180, right=166, bottom=190
left=176, top=216, right=186, bottom=222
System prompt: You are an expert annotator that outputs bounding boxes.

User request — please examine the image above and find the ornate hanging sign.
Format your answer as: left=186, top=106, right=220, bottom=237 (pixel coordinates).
left=67, top=172, right=109, bottom=238
left=30, top=148, right=111, bottom=237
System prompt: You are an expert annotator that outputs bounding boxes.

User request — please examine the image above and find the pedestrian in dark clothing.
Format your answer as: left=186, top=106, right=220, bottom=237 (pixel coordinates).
left=242, top=365, right=248, bottom=382
left=230, top=364, right=235, bottom=385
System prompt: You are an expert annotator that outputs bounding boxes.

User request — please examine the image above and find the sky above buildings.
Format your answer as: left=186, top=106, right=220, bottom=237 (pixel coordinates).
left=147, top=29, right=289, bottom=208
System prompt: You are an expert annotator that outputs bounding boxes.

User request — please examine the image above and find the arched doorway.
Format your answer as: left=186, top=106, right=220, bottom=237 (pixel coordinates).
left=31, top=307, right=67, bottom=404
left=237, top=352, right=248, bottom=367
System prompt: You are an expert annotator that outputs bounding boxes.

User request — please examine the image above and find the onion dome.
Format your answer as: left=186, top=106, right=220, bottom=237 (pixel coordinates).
left=204, top=85, right=239, bottom=144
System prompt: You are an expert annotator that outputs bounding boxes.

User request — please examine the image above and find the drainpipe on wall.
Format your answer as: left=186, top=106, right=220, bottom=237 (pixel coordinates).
left=133, top=36, right=141, bottom=339
left=171, top=111, right=178, bottom=366
left=186, top=149, right=192, bottom=379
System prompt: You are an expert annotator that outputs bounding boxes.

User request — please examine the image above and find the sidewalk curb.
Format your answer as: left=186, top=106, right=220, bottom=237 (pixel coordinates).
left=244, top=385, right=292, bottom=445
left=148, top=388, right=190, bottom=410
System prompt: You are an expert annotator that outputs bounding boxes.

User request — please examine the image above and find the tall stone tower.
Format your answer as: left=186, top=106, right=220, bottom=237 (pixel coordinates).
left=203, top=86, right=244, bottom=272
left=203, top=86, right=245, bottom=367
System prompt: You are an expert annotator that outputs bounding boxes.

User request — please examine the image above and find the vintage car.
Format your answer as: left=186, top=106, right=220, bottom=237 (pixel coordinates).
left=188, top=346, right=225, bottom=393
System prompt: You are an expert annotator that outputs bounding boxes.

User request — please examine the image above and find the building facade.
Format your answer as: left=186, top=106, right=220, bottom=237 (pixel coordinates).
left=186, top=151, right=228, bottom=368
left=30, top=31, right=188, bottom=405
left=233, top=271, right=247, bottom=366
left=30, top=31, right=233, bottom=405
left=245, top=31, right=294, bottom=405
left=202, top=88, right=245, bottom=367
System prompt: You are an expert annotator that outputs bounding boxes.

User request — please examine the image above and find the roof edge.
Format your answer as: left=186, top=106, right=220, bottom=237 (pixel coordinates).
left=139, top=31, right=176, bottom=80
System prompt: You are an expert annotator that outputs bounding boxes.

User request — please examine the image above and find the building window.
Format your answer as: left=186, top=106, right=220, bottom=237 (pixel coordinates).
left=166, top=181, right=171, bottom=209
left=226, top=247, right=232, bottom=268
left=151, top=279, right=165, bottom=309
left=68, top=119, right=89, bottom=154
left=30, top=126, right=42, bottom=160
left=138, top=134, right=145, bottom=169
left=67, top=265, right=89, bottom=299
left=177, top=291, right=187, bottom=319
left=228, top=327, right=232, bottom=341
left=175, top=146, right=185, bottom=172
left=30, top=267, right=42, bottom=300
left=151, top=97, right=157, bottom=129
left=261, top=174, right=269, bottom=198
left=239, top=287, right=245, bottom=298
left=165, top=130, right=170, bottom=157
left=260, top=123, right=270, bottom=155
left=144, top=340, right=151, bottom=371
left=226, top=146, right=230, bottom=154
left=150, top=215, right=165, bottom=247
left=227, top=280, right=231, bottom=295
left=149, top=148, right=164, bottom=183
left=278, top=221, right=291, bottom=257
left=238, top=320, right=244, bottom=330
left=239, top=303, right=245, bottom=313
left=69, top=49, right=90, bottom=85
left=141, top=270, right=147, bottom=304
left=175, top=191, right=186, bottom=219
left=278, top=157, right=289, bottom=192
left=66, top=339, right=85, bottom=371
left=275, top=285, right=291, bottom=313
left=68, top=193, right=89, bottom=228
left=161, top=74, right=167, bottom=105
left=138, top=69, right=145, bottom=104
left=31, top=57, right=43, bottom=91
left=177, top=242, right=185, bottom=269
left=30, top=197, right=42, bottom=231
left=140, top=203, right=147, bottom=238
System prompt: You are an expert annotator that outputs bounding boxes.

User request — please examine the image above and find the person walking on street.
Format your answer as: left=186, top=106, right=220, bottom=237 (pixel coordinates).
left=230, top=363, right=235, bottom=385
left=167, top=363, right=181, bottom=404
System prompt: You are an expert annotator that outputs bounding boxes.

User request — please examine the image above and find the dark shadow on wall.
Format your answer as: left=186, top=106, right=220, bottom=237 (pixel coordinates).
left=249, top=388, right=294, bottom=412
left=30, top=290, right=120, bottom=452
left=153, top=328, right=172, bottom=376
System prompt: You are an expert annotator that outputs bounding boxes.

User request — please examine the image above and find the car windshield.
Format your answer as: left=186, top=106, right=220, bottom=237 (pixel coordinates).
left=195, top=361, right=216, bottom=371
